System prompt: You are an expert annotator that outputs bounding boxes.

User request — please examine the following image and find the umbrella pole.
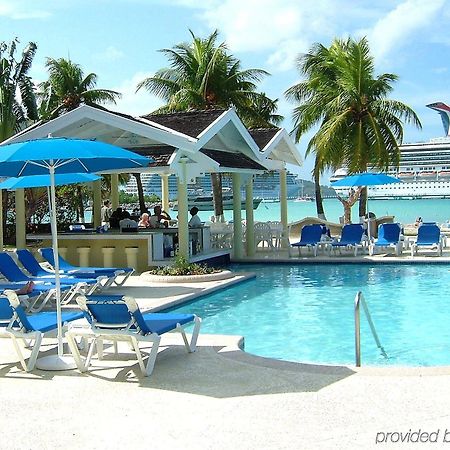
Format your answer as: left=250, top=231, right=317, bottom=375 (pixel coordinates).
left=35, top=165, right=77, bottom=370
left=366, top=191, right=371, bottom=241
left=48, top=169, right=63, bottom=357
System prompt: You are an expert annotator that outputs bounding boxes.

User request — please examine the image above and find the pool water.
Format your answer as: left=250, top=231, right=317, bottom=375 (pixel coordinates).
left=169, top=263, right=450, bottom=367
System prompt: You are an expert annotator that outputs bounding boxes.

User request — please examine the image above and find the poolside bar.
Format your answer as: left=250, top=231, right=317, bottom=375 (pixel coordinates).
left=27, top=226, right=215, bottom=273
left=6, top=105, right=302, bottom=266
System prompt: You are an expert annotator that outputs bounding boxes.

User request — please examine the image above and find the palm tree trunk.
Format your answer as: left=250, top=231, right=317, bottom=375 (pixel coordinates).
left=313, top=162, right=326, bottom=220
left=77, top=185, right=85, bottom=222
left=133, top=173, right=147, bottom=213
left=359, top=187, right=368, bottom=218
left=211, top=173, right=224, bottom=222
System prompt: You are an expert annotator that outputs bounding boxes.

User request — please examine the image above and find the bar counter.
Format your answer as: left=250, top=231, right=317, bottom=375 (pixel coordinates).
left=27, top=227, right=211, bottom=273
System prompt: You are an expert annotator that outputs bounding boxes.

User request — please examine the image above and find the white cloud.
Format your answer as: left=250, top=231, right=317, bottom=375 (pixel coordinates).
left=367, top=0, right=446, bottom=60
left=173, top=0, right=448, bottom=75
left=267, top=38, right=309, bottom=72
left=95, top=46, right=125, bottom=62
left=110, top=71, right=163, bottom=117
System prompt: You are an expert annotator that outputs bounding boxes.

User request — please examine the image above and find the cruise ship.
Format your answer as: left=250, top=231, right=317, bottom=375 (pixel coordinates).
left=330, top=102, right=450, bottom=199
left=123, top=170, right=300, bottom=201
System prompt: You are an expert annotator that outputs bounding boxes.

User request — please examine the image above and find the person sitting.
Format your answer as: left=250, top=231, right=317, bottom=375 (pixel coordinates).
left=188, top=207, right=202, bottom=228
left=415, top=216, right=423, bottom=227
left=149, top=205, right=170, bottom=228
left=109, top=207, right=123, bottom=229
left=138, top=213, right=150, bottom=228
left=15, top=281, right=35, bottom=295
left=100, top=199, right=112, bottom=226
left=119, top=210, right=138, bottom=231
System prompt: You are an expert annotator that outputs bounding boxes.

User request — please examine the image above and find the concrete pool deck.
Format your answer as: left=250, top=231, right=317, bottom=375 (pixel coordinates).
left=2, top=262, right=450, bottom=449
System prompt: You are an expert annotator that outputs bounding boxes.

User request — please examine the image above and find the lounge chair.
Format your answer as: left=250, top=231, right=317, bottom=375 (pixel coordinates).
left=0, top=251, right=102, bottom=290
left=16, top=249, right=117, bottom=290
left=369, top=223, right=402, bottom=256
left=66, top=294, right=201, bottom=377
left=39, top=247, right=134, bottom=286
left=410, top=223, right=443, bottom=256
left=0, top=252, right=90, bottom=310
left=329, top=224, right=365, bottom=256
left=0, top=291, right=83, bottom=372
left=0, top=281, right=58, bottom=313
left=289, top=224, right=323, bottom=256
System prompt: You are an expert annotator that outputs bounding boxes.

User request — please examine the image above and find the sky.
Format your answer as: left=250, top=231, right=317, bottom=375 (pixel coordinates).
left=1, top=0, right=450, bottom=183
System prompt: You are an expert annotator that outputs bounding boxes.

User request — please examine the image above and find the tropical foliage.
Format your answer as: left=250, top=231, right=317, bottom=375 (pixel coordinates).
left=35, top=57, right=123, bottom=219
left=0, top=39, right=38, bottom=142
left=285, top=37, right=421, bottom=219
left=149, top=254, right=219, bottom=276
left=136, top=30, right=277, bottom=124
left=137, top=30, right=281, bottom=219
left=37, top=57, right=121, bottom=119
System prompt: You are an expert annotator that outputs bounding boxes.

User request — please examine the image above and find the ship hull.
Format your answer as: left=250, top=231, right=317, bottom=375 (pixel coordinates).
left=173, top=198, right=262, bottom=211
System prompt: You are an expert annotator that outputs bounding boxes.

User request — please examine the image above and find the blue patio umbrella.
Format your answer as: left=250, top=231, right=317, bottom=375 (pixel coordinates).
left=331, top=172, right=401, bottom=239
left=0, top=172, right=100, bottom=189
left=331, top=172, right=401, bottom=187
left=0, top=137, right=151, bottom=370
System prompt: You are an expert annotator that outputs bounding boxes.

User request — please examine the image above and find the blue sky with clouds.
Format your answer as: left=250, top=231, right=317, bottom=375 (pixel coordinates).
left=1, top=0, right=449, bottom=182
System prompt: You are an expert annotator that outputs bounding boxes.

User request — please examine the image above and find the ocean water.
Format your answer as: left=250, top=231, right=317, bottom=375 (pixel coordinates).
left=186, top=198, right=450, bottom=225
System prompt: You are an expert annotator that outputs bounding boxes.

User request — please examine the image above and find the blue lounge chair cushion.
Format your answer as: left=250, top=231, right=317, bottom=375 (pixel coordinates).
left=0, top=252, right=96, bottom=286
left=16, top=249, right=112, bottom=281
left=0, top=296, right=83, bottom=332
left=291, top=224, right=323, bottom=247
left=24, top=311, right=84, bottom=333
left=373, top=223, right=401, bottom=246
left=0, top=297, right=14, bottom=325
left=40, top=247, right=133, bottom=274
left=416, top=224, right=441, bottom=245
left=83, top=295, right=195, bottom=335
left=331, top=224, right=364, bottom=247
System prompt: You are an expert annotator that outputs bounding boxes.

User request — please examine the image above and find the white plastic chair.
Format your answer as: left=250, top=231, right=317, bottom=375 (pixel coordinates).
left=254, top=222, right=274, bottom=251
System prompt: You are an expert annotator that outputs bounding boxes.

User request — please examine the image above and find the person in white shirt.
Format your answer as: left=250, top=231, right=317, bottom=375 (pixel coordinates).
left=188, top=207, right=202, bottom=227
left=119, top=211, right=138, bottom=231
left=149, top=205, right=170, bottom=228
left=100, top=200, right=112, bottom=226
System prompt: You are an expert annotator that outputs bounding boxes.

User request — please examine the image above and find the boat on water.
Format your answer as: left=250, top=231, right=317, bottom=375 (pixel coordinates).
left=294, top=181, right=314, bottom=202
left=172, top=187, right=262, bottom=211
left=330, top=102, right=450, bottom=199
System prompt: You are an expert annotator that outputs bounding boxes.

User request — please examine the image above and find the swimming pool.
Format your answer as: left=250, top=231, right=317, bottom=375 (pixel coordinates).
left=169, top=263, right=450, bottom=367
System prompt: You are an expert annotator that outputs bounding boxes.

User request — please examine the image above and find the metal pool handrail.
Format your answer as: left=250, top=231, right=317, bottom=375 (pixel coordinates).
left=354, top=291, right=388, bottom=367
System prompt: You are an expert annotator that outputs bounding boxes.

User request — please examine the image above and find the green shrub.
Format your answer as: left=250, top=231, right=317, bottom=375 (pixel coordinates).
left=149, top=255, right=220, bottom=276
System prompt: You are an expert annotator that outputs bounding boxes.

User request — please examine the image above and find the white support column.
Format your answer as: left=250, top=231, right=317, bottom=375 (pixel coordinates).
left=161, top=174, right=170, bottom=212
left=245, top=176, right=255, bottom=257
left=280, top=168, right=289, bottom=248
left=177, top=160, right=189, bottom=259
left=232, top=173, right=243, bottom=259
left=15, top=188, right=26, bottom=249
left=93, top=180, right=102, bottom=227
left=111, top=173, right=119, bottom=210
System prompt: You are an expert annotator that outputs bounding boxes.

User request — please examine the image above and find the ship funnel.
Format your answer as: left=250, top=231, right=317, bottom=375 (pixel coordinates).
left=427, top=102, right=450, bottom=137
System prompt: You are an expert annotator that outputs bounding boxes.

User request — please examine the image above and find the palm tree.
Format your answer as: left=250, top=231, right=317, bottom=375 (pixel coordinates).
left=0, top=39, right=38, bottom=142
left=37, top=58, right=123, bottom=219
left=37, top=57, right=121, bottom=119
left=136, top=30, right=279, bottom=218
left=0, top=39, right=39, bottom=239
left=286, top=37, right=421, bottom=219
